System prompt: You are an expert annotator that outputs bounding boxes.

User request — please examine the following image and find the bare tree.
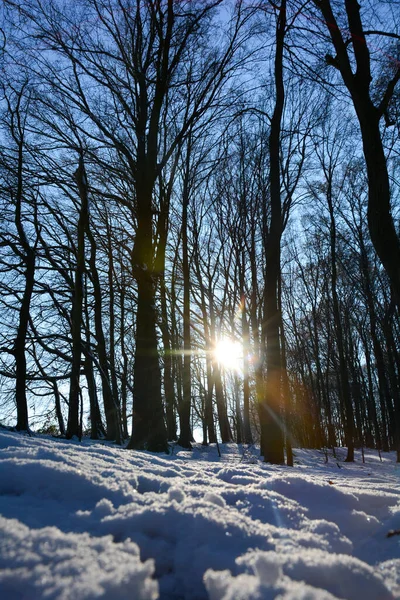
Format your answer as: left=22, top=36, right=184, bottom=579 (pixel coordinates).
left=310, top=0, right=400, bottom=304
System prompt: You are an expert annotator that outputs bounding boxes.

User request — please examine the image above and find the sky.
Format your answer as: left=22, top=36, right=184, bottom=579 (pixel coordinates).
left=0, top=429, right=400, bottom=599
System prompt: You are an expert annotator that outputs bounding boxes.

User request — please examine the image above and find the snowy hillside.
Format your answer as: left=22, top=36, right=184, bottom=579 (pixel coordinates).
left=0, top=430, right=400, bottom=599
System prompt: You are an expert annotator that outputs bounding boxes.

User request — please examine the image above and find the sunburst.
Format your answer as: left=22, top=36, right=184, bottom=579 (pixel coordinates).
left=213, top=338, right=243, bottom=372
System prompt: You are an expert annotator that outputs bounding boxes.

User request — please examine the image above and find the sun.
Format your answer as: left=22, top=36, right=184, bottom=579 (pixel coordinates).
left=213, top=338, right=243, bottom=372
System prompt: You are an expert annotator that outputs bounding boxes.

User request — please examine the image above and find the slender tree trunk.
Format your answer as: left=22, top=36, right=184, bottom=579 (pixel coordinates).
left=360, top=245, right=390, bottom=450
left=106, top=221, right=121, bottom=428
left=160, top=274, right=177, bottom=441
left=53, top=382, right=65, bottom=436
left=83, top=284, right=105, bottom=440
left=240, top=253, right=253, bottom=444
left=279, top=308, right=293, bottom=465
left=157, top=176, right=178, bottom=442
left=84, top=351, right=105, bottom=440
left=209, top=296, right=232, bottom=442
left=14, top=126, right=34, bottom=432
left=249, top=226, right=265, bottom=445
left=242, top=296, right=252, bottom=444
left=192, top=232, right=216, bottom=443
left=360, top=331, right=381, bottom=448
left=15, top=250, right=35, bottom=432
left=119, top=268, right=129, bottom=439
left=87, top=218, right=121, bottom=443
left=326, top=183, right=354, bottom=461
left=213, top=364, right=232, bottom=442
left=66, top=156, right=87, bottom=439
left=178, top=149, right=192, bottom=448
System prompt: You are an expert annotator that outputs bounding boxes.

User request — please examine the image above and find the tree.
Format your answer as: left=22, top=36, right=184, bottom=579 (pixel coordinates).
left=310, top=118, right=355, bottom=461
left=310, top=0, right=400, bottom=305
left=7, top=0, right=253, bottom=449
left=0, top=80, right=36, bottom=433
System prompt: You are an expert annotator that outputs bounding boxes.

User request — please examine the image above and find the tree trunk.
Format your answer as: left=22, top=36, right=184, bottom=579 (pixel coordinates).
left=326, top=182, right=354, bottom=461
left=14, top=250, right=35, bottom=432
left=209, top=294, right=232, bottom=443
left=13, top=125, right=34, bottom=433
left=160, top=274, right=177, bottom=441
left=359, top=243, right=390, bottom=449
left=66, top=156, right=87, bottom=439
left=240, top=254, right=253, bottom=444
left=213, top=363, right=232, bottom=442
left=261, top=0, right=286, bottom=464
left=87, top=220, right=121, bottom=443
left=119, top=267, right=129, bottom=439
left=178, top=152, right=192, bottom=448
left=383, top=301, right=400, bottom=460
left=106, top=219, right=121, bottom=433
left=128, top=167, right=167, bottom=451
left=192, top=231, right=216, bottom=443
left=53, top=382, right=65, bottom=436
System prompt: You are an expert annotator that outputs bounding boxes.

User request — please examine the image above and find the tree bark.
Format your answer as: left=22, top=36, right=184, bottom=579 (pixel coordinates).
left=66, top=155, right=87, bottom=439
left=87, top=213, right=121, bottom=443
left=178, top=145, right=193, bottom=448
left=261, top=0, right=287, bottom=464
left=13, top=97, right=34, bottom=433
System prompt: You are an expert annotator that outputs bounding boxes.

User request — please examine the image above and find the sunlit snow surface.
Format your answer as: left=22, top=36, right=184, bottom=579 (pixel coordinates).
left=1, top=430, right=400, bottom=599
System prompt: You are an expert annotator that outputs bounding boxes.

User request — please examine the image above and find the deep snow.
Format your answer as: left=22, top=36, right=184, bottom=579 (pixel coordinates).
left=0, top=430, right=400, bottom=599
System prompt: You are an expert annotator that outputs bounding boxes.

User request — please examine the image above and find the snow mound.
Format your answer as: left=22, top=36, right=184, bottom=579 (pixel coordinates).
left=1, top=431, right=400, bottom=599
left=0, top=517, right=158, bottom=600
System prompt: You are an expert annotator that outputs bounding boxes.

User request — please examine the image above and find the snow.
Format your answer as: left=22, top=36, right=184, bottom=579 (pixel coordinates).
left=0, top=430, right=400, bottom=599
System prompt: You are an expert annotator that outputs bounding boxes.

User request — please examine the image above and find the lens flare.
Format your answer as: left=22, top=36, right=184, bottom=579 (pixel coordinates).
left=213, top=339, right=243, bottom=372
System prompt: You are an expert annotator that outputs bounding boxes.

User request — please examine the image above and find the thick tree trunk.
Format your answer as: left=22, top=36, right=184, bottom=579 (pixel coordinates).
left=261, top=0, right=286, bottom=464
left=359, top=112, right=400, bottom=308
left=128, top=269, right=167, bottom=451
left=128, top=172, right=167, bottom=452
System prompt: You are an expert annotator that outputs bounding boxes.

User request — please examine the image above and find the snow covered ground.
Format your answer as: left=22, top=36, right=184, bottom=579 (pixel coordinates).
left=1, top=429, right=400, bottom=599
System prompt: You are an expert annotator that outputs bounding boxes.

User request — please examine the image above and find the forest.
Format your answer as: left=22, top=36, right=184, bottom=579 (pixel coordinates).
left=0, top=0, right=400, bottom=465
